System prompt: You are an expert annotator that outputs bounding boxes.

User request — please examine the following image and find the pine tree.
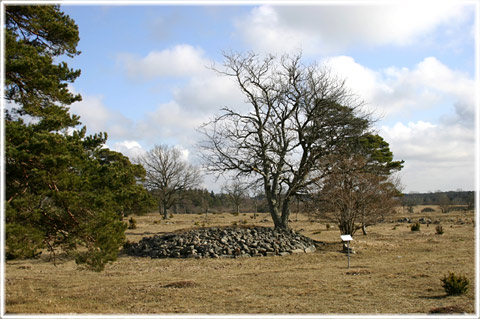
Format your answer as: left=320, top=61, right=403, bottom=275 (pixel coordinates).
left=5, top=5, right=152, bottom=271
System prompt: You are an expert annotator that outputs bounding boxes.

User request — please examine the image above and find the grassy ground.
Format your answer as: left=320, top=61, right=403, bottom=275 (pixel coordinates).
left=5, top=207, right=476, bottom=315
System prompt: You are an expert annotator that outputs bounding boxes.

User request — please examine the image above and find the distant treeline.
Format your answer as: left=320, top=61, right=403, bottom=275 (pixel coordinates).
left=401, top=191, right=475, bottom=208
left=167, top=189, right=269, bottom=215
left=157, top=189, right=476, bottom=215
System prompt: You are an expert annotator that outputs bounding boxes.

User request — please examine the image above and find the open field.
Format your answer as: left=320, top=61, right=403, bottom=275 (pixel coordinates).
left=5, top=207, right=476, bottom=315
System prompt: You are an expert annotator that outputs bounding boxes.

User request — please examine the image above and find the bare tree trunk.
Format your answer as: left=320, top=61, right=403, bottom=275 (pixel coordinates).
left=162, top=200, right=168, bottom=220
left=361, top=208, right=368, bottom=235
left=279, top=198, right=291, bottom=230
left=362, top=224, right=367, bottom=235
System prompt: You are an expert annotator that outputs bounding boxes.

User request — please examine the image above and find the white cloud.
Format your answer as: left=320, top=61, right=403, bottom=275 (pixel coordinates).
left=323, top=56, right=475, bottom=122
left=69, top=91, right=134, bottom=139
left=109, top=140, right=147, bottom=160
left=172, top=71, right=247, bottom=113
left=380, top=120, right=475, bottom=192
left=118, top=44, right=210, bottom=80
left=136, top=101, right=209, bottom=147
left=236, top=4, right=472, bottom=55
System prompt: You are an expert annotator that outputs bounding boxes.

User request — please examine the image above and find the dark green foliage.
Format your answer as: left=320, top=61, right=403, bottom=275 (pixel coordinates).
left=5, top=220, right=44, bottom=260
left=5, top=5, right=151, bottom=271
left=5, top=5, right=81, bottom=125
left=435, top=225, right=444, bottom=235
left=421, top=207, right=435, bottom=212
left=355, top=133, right=404, bottom=176
left=411, top=223, right=421, bottom=231
left=441, top=272, right=469, bottom=296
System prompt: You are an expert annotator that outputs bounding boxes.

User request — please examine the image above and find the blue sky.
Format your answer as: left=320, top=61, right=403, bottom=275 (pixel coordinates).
left=57, top=2, right=477, bottom=193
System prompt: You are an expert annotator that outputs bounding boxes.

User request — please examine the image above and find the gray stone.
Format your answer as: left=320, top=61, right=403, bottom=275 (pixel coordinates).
left=304, top=245, right=316, bottom=253
left=127, top=225, right=317, bottom=260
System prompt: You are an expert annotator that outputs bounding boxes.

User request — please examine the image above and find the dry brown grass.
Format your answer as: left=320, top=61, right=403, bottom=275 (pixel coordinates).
left=5, top=207, right=476, bottom=315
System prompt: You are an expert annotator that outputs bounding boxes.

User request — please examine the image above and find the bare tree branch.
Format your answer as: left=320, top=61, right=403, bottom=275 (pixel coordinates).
left=138, top=145, right=202, bottom=219
left=199, top=52, right=372, bottom=229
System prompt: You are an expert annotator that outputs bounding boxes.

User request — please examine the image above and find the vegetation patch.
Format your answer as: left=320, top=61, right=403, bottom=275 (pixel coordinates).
left=441, top=272, right=469, bottom=296
left=163, top=281, right=198, bottom=288
left=346, top=270, right=371, bottom=276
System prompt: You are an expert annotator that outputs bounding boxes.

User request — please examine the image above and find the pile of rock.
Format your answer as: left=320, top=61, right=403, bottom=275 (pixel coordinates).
left=126, top=226, right=317, bottom=259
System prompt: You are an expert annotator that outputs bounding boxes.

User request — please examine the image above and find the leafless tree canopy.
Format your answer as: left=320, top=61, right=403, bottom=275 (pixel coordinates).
left=222, top=179, right=248, bottom=214
left=200, top=52, right=372, bottom=229
left=314, top=155, right=402, bottom=236
left=138, top=145, right=202, bottom=219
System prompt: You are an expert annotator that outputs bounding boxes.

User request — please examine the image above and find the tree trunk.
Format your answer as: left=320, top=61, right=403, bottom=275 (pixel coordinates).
left=361, top=209, right=367, bottom=235
left=279, top=198, right=290, bottom=230
left=162, top=201, right=168, bottom=220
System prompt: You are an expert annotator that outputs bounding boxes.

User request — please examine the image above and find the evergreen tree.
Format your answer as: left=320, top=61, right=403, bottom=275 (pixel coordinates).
left=5, top=5, right=151, bottom=271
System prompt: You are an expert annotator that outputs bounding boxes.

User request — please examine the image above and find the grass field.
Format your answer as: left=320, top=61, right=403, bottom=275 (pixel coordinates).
left=5, top=207, right=476, bottom=315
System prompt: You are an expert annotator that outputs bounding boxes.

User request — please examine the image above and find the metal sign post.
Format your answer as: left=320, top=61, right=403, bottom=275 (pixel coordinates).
left=340, top=234, right=353, bottom=269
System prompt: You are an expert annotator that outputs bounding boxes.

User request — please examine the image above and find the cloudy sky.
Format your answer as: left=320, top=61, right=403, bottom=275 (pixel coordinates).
left=60, top=1, right=477, bottom=193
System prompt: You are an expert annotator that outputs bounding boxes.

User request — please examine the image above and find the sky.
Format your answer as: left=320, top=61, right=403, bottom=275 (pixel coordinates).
left=54, top=1, right=478, bottom=193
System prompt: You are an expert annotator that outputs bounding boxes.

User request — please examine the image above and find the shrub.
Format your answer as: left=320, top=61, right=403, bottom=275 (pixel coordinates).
left=436, top=225, right=444, bottom=235
left=127, top=217, right=137, bottom=229
left=326, top=224, right=331, bottom=230
left=421, top=207, right=435, bottom=212
left=441, top=272, right=469, bottom=296
left=411, top=223, right=421, bottom=231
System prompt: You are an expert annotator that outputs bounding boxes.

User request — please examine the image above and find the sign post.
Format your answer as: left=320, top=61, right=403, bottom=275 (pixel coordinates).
left=340, top=234, right=353, bottom=269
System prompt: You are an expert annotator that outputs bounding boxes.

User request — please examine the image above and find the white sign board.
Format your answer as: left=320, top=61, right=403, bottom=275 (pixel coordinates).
left=340, top=235, right=353, bottom=241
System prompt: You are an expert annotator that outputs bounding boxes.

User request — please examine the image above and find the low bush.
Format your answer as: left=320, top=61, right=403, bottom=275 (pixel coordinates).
left=127, top=217, right=137, bottom=229
left=441, top=272, right=469, bottom=296
left=436, top=225, right=444, bottom=235
left=421, top=207, right=435, bottom=213
left=411, top=223, right=421, bottom=231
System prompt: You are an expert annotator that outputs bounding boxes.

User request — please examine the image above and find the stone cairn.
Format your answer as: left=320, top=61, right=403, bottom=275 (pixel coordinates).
left=126, top=226, right=317, bottom=259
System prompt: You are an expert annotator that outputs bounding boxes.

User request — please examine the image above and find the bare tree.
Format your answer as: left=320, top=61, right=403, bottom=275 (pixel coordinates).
left=438, top=194, right=451, bottom=213
left=315, top=155, right=402, bottom=236
left=250, top=183, right=263, bottom=219
left=222, top=179, right=247, bottom=215
left=138, top=145, right=202, bottom=219
left=200, top=52, right=371, bottom=229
